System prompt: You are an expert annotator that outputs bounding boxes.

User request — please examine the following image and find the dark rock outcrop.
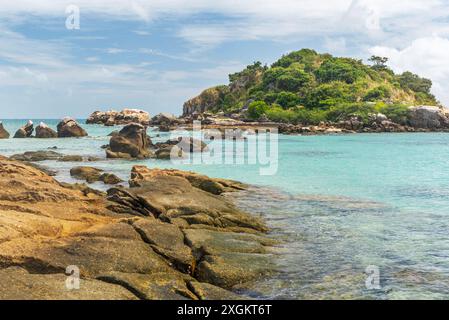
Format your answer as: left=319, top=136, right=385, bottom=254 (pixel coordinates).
left=13, top=120, right=34, bottom=138
left=35, top=122, right=57, bottom=138
left=87, top=109, right=150, bottom=126
left=57, top=118, right=88, bottom=138
left=106, top=123, right=152, bottom=159
left=408, top=106, right=449, bottom=129
left=0, top=122, right=10, bottom=139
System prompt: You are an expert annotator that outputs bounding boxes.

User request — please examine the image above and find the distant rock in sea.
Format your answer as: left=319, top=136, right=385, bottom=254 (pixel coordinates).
left=87, top=109, right=150, bottom=126
left=57, top=117, right=88, bottom=138
left=35, top=122, right=57, bottom=138
left=0, top=122, right=10, bottom=139
left=13, top=120, right=33, bottom=138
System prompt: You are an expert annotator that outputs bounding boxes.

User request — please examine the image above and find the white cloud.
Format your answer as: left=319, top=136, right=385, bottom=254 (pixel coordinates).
left=0, top=0, right=449, bottom=115
left=105, top=48, right=128, bottom=54
left=370, top=36, right=449, bottom=106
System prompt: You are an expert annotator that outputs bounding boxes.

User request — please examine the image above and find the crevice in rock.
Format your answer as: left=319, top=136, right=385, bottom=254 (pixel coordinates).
left=0, top=257, right=64, bottom=275
left=128, top=221, right=190, bottom=274
left=96, top=275, right=146, bottom=300
left=185, top=280, right=202, bottom=300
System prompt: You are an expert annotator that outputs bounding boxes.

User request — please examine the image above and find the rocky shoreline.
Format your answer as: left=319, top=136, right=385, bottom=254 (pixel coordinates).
left=0, top=156, right=276, bottom=300
left=83, top=106, right=449, bottom=136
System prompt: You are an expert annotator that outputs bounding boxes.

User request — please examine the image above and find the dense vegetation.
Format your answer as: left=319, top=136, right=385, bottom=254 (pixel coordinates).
left=201, top=49, right=438, bottom=124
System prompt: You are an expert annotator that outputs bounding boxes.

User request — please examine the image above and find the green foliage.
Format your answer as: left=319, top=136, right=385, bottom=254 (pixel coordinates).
left=363, top=86, right=391, bottom=101
left=368, top=56, right=390, bottom=72
left=265, top=106, right=328, bottom=125
left=272, top=49, right=321, bottom=71
left=315, top=58, right=369, bottom=84
left=374, top=103, right=410, bottom=125
left=397, top=71, right=432, bottom=94
left=229, top=61, right=265, bottom=83
left=193, top=48, right=439, bottom=125
left=303, top=82, right=353, bottom=109
left=247, top=101, right=269, bottom=120
left=262, top=63, right=312, bottom=92
left=271, top=91, right=300, bottom=109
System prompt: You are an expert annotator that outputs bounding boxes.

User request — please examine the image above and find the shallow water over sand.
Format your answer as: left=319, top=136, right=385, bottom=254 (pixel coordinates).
left=1, top=119, right=449, bottom=299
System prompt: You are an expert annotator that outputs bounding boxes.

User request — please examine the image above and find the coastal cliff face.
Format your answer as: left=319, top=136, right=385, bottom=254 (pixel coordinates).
left=0, top=157, right=274, bottom=300
left=183, top=86, right=230, bottom=116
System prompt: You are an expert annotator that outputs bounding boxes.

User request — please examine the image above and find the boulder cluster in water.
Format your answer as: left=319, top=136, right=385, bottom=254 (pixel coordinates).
left=104, top=122, right=207, bottom=160
left=0, top=118, right=88, bottom=139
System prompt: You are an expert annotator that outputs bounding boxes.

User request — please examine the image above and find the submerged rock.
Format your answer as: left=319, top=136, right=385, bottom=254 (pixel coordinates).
left=57, top=117, right=88, bottom=138
left=99, top=173, right=123, bottom=185
left=13, top=120, right=34, bottom=138
left=0, top=122, right=10, bottom=139
left=59, top=155, right=83, bottom=162
left=155, top=137, right=208, bottom=153
left=87, top=109, right=150, bottom=126
left=106, top=123, right=153, bottom=159
left=10, top=150, right=63, bottom=162
left=70, top=166, right=104, bottom=183
left=35, top=122, right=57, bottom=138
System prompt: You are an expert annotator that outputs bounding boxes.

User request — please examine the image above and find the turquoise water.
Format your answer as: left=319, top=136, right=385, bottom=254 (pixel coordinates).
left=1, top=119, right=449, bottom=299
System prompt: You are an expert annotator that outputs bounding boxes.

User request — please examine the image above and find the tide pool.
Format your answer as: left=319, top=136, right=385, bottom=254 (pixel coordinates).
left=1, top=119, right=449, bottom=299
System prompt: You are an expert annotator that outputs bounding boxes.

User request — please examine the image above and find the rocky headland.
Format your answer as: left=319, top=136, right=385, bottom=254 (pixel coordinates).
left=0, top=156, right=275, bottom=300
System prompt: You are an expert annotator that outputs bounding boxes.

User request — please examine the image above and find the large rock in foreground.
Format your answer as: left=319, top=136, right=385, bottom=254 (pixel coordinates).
left=35, top=122, right=57, bottom=138
left=13, top=120, right=34, bottom=138
left=106, top=123, right=152, bottom=159
left=0, top=158, right=274, bottom=300
left=408, top=106, right=449, bottom=129
left=57, top=118, right=88, bottom=138
left=0, top=122, right=10, bottom=139
left=87, top=109, right=150, bottom=126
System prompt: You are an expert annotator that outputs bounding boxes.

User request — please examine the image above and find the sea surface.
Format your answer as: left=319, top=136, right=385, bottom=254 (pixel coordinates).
left=1, top=119, right=449, bottom=299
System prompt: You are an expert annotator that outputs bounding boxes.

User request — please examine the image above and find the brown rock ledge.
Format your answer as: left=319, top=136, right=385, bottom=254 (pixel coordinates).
left=0, top=158, right=275, bottom=300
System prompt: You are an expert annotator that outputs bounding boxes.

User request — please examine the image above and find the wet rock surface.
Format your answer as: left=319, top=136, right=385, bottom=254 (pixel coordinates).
left=0, top=158, right=274, bottom=299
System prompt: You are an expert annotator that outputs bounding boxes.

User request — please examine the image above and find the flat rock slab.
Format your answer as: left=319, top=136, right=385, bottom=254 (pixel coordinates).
left=188, top=281, right=250, bottom=300
left=97, top=271, right=196, bottom=300
left=0, top=267, right=138, bottom=300
left=184, top=228, right=275, bottom=256
left=196, top=252, right=276, bottom=289
left=132, top=218, right=194, bottom=274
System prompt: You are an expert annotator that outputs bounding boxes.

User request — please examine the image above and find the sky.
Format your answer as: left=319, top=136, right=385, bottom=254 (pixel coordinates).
left=0, top=0, right=448, bottom=119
